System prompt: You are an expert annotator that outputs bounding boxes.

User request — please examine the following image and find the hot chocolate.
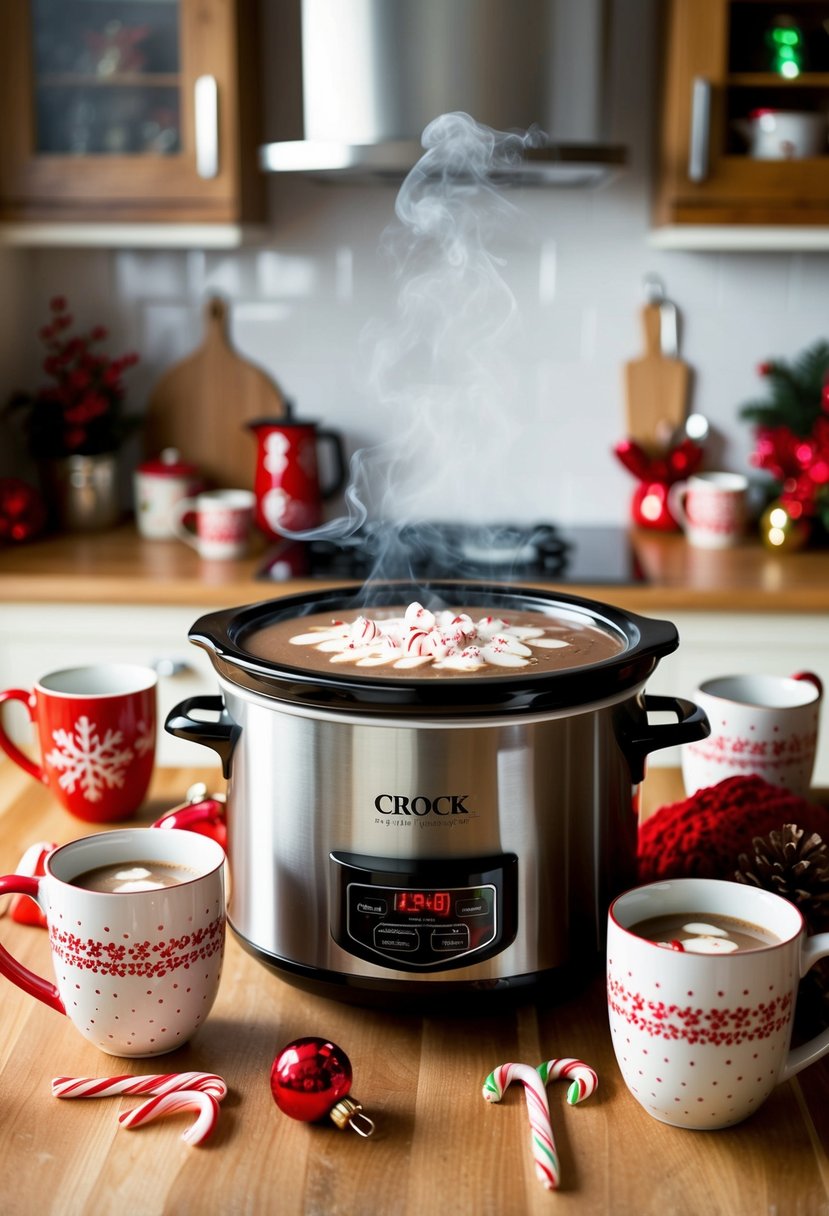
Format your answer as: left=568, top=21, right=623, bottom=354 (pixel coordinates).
left=244, top=601, right=624, bottom=678
left=629, top=912, right=780, bottom=954
left=71, top=860, right=199, bottom=893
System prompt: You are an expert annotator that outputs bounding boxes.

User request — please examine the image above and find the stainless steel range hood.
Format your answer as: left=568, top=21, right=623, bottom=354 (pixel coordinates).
left=259, top=0, right=627, bottom=187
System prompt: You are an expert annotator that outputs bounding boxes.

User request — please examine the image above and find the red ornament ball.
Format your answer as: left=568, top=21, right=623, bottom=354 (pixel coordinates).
left=270, top=1037, right=353, bottom=1123
left=0, top=478, right=46, bottom=543
left=630, top=480, right=680, bottom=531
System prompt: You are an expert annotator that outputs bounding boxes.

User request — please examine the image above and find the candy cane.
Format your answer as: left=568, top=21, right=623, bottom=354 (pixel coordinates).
left=482, top=1062, right=560, bottom=1191
left=52, top=1073, right=227, bottom=1101
left=118, top=1090, right=221, bottom=1146
left=536, top=1058, right=598, bottom=1107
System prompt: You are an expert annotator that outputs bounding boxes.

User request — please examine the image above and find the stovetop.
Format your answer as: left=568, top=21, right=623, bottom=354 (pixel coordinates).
left=257, top=522, right=645, bottom=586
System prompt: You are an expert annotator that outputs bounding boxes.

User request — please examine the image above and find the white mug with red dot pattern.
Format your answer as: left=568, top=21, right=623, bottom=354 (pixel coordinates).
left=607, top=877, right=829, bottom=1130
left=681, top=671, right=822, bottom=799
left=0, top=828, right=225, bottom=1057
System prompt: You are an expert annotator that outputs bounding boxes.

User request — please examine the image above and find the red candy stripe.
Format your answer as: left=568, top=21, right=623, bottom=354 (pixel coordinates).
left=118, top=1090, right=221, bottom=1145
left=52, top=1073, right=228, bottom=1100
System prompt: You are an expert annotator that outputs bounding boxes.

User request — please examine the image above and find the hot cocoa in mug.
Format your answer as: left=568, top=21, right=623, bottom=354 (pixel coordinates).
left=608, top=877, right=829, bottom=1129
left=0, top=828, right=225, bottom=1056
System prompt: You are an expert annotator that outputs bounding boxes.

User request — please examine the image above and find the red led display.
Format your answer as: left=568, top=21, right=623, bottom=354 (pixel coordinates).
left=394, top=890, right=452, bottom=917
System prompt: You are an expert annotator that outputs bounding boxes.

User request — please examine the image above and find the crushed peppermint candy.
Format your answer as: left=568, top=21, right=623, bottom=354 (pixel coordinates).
left=288, top=603, right=570, bottom=672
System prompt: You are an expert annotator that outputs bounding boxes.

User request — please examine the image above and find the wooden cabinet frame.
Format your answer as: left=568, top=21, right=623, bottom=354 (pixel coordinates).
left=0, top=0, right=264, bottom=224
left=656, top=0, right=829, bottom=227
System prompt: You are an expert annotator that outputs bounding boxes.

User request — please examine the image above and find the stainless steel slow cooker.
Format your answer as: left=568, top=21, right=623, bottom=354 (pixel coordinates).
left=166, top=583, right=708, bottom=1007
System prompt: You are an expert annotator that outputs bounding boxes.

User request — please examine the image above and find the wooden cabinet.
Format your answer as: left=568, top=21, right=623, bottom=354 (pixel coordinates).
left=0, top=0, right=264, bottom=227
left=655, top=0, right=829, bottom=231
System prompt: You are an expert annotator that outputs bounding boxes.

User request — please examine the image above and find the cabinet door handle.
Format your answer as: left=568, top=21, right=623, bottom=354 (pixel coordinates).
left=194, top=74, right=219, bottom=179
left=688, top=76, right=711, bottom=183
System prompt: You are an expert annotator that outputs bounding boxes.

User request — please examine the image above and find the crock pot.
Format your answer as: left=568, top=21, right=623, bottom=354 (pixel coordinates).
left=166, top=582, right=709, bottom=1008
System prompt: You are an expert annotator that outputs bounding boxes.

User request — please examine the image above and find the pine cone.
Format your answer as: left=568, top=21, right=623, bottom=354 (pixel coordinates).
left=735, top=824, right=829, bottom=933
left=735, top=824, right=829, bottom=1040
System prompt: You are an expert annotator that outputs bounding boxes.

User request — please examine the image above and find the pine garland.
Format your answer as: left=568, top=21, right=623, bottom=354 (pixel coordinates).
left=739, top=339, right=829, bottom=437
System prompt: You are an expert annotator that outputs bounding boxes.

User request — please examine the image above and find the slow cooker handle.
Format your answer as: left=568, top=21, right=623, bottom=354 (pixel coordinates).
left=620, top=694, right=710, bottom=784
left=165, top=695, right=239, bottom=778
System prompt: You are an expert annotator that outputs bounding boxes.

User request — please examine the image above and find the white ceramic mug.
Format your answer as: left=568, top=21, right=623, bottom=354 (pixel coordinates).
left=668, top=473, right=748, bottom=549
left=608, top=877, right=829, bottom=1130
left=172, top=489, right=255, bottom=559
left=682, top=671, right=822, bottom=797
left=0, top=828, right=225, bottom=1056
left=741, top=110, right=827, bottom=160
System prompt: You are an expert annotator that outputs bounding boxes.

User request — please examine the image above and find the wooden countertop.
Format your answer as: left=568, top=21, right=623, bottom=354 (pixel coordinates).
left=1, top=524, right=828, bottom=613
left=1, top=765, right=828, bottom=1216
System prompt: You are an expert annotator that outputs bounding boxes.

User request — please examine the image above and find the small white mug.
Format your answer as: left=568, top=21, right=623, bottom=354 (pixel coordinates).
left=608, top=877, right=829, bottom=1130
left=172, top=489, right=255, bottom=560
left=744, top=110, right=827, bottom=160
left=0, top=828, right=225, bottom=1056
left=668, top=472, right=749, bottom=549
left=682, top=671, right=823, bottom=798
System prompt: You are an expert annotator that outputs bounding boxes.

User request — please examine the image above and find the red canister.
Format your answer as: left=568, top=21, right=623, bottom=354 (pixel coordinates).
left=134, top=448, right=202, bottom=540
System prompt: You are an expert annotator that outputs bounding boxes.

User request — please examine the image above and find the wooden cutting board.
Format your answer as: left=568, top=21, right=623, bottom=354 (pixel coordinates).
left=623, top=302, right=691, bottom=452
left=143, top=296, right=288, bottom=489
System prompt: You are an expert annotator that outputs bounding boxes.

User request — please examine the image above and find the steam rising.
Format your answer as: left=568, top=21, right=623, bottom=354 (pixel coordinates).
left=295, top=112, right=542, bottom=584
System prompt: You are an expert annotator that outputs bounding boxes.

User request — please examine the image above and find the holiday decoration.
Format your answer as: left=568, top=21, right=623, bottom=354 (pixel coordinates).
left=735, top=824, right=829, bottom=927
left=482, top=1059, right=598, bottom=1191
left=736, top=825, right=829, bottom=1036
left=613, top=437, right=704, bottom=530
left=52, top=1072, right=228, bottom=1148
left=740, top=340, right=829, bottom=541
left=5, top=296, right=139, bottom=460
left=118, top=1090, right=221, bottom=1146
left=52, top=1073, right=228, bottom=1101
left=765, top=14, right=805, bottom=77
left=0, top=478, right=47, bottom=543
left=270, top=1037, right=375, bottom=1136
left=153, top=783, right=227, bottom=850
left=637, top=775, right=829, bottom=883
left=759, top=499, right=811, bottom=552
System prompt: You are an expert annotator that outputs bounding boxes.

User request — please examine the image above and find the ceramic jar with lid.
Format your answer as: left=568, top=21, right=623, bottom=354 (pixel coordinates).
left=134, top=449, right=202, bottom=540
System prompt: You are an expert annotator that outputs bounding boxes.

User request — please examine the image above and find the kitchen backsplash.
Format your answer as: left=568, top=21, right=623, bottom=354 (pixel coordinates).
left=2, top=0, right=828, bottom=526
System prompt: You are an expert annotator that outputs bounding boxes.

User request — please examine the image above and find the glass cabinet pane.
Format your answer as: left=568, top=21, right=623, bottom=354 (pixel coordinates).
left=30, top=0, right=181, bottom=156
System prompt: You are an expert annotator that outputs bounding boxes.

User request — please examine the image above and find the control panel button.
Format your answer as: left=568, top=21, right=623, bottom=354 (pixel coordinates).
left=456, top=894, right=490, bottom=917
left=356, top=897, right=387, bottom=916
left=374, top=924, right=419, bottom=952
left=431, top=927, right=470, bottom=952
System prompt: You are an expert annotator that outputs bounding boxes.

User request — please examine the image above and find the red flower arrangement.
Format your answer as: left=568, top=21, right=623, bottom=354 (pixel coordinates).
left=6, top=296, right=139, bottom=459
left=740, top=341, right=829, bottom=532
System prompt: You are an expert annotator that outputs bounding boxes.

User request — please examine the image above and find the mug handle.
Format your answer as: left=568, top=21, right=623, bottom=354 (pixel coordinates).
left=0, top=689, right=44, bottom=783
left=316, top=430, right=347, bottom=500
left=666, top=481, right=689, bottom=529
left=792, top=671, right=824, bottom=701
left=170, top=497, right=201, bottom=550
left=780, top=930, right=829, bottom=1082
left=0, top=875, right=64, bottom=1013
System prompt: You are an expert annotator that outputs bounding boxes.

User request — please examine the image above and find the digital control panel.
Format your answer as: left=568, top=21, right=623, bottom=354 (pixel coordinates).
left=330, top=852, right=518, bottom=972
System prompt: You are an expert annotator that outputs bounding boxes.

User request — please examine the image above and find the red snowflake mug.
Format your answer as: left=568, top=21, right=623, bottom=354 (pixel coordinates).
left=0, top=827, right=225, bottom=1056
left=0, top=664, right=157, bottom=822
left=608, top=877, right=829, bottom=1130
